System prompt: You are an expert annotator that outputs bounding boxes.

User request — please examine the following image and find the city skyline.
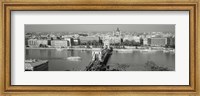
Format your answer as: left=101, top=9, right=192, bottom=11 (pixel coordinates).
left=25, top=24, right=175, bottom=33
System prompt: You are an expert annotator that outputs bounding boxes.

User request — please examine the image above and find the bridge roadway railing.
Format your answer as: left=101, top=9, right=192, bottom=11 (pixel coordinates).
left=84, top=49, right=112, bottom=71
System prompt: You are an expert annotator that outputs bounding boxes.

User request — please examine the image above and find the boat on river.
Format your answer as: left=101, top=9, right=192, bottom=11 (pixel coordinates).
left=140, top=49, right=157, bottom=52
left=67, top=56, right=81, bottom=61
left=115, top=49, right=134, bottom=53
left=163, top=49, right=175, bottom=54
left=163, top=50, right=170, bottom=53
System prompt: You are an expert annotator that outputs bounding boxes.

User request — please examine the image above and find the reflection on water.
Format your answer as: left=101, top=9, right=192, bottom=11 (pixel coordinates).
left=25, top=49, right=175, bottom=71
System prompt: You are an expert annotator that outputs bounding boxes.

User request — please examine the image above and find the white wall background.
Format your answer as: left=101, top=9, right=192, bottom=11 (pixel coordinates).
left=11, top=11, right=189, bottom=85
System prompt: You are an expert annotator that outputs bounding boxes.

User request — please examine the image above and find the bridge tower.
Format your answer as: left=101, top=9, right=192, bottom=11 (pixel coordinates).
left=103, top=40, right=110, bottom=49
left=92, top=51, right=103, bottom=62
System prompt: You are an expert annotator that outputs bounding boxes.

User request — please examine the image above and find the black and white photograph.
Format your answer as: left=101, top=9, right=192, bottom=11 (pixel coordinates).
left=25, top=24, right=175, bottom=71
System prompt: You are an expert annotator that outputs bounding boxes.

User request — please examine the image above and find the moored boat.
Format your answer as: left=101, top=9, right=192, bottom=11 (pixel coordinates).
left=67, top=56, right=81, bottom=61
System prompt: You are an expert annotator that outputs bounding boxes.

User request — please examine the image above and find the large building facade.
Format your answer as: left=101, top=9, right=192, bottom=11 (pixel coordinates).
left=27, top=39, right=38, bottom=47
left=149, top=38, right=168, bottom=46
left=51, top=40, right=71, bottom=48
left=28, top=39, right=49, bottom=47
left=37, top=40, right=49, bottom=46
left=143, top=38, right=148, bottom=45
left=108, top=36, right=122, bottom=44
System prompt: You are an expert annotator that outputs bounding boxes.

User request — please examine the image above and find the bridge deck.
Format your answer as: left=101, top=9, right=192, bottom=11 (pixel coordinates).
left=85, top=49, right=112, bottom=71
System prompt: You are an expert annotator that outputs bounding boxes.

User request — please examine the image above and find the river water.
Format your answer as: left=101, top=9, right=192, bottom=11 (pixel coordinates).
left=25, top=49, right=175, bottom=71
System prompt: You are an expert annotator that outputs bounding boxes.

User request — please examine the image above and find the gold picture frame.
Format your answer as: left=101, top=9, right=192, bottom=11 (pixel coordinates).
left=0, top=0, right=199, bottom=96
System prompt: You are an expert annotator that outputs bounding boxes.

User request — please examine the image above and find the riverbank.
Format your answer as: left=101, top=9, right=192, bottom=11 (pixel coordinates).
left=25, top=47, right=174, bottom=53
left=25, top=47, right=102, bottom=51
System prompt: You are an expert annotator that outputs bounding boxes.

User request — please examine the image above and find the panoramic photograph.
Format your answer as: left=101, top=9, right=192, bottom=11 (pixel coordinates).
left=25, top=24, right=175, bottom=71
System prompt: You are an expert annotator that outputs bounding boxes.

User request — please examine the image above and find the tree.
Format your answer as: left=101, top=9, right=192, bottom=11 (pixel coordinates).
left=131, top=40, right=136, bottom=46
left=92, top=40, right=98, bottom=46
left=87, top=41, right=92, bottom=45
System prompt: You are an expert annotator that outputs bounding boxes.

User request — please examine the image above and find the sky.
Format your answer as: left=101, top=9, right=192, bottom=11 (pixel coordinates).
left=25, top=24, right=175, bottom=33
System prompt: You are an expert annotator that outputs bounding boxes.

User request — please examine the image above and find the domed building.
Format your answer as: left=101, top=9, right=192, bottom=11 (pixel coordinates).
left=113, top=27, right=121, bottom=37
